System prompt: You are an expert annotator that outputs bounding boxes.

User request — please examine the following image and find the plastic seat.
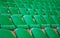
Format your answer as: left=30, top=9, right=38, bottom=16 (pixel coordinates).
left=28, top=9, right=37, bottom=15
left=57, top=11, right=60, bottom=17
left=35, top=9, right=43, bottom=15
left=15, top=28, right=33, bottom=38
left=31, top=28, right=47, bottom=38
left=0, top=1, right=7, bottom=7
left=0, top=7, right=10, bottom=15
left=0, top=0, right=7, bottom=2
left=23, top=15, right=36, bottom=24
left=45, top=4, right=57, bottom=15
left=15, top=2, right=25, bottom=8
left=24, top=4, right=32, bottom=9
left=23, top=15, right=40, bottom=28
left=0, top=29, right=15, bottom=38
left=45, top=27, right=59, bottom=38
left=7, top=0, right=14, bottom=3
left=9, top=7, right=19, bottom=15
left=0, top=15, right=15, bottom=30
left=11, top=15, right=28, bottom=28
left=34, top=15, right=50, bottom=27
left=52, top=9, right=58, bottom=15
left=47, top=15, right=59, bottom=27
left=57, top=16, right=60, bottom=25
left=43, top=15, right=59, bottom=27
left=57, top=27, right=60, bottom=35
left=14, top=0, right=21, bottom=2
left=8, top=3, right=16, bottom=7
left=19, top=8, right=30, bottom=15
left=51, top=16, right=60, bottom=27
left=36, top=9, right=46, bottom=15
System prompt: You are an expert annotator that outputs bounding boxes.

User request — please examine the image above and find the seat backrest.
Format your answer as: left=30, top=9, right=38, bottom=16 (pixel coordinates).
left=15, top=28, right=33, bottom=38
left=23, top=15, right=36, bottom=24
left=45, top=27, right=59, bottom=38
left=0, top=15, right=13, bottom=25
left=11, top=15, right=26, bottom=25
left=31, top=28, right=47, bottom=38
left=0, top=29, right=15, bottom=38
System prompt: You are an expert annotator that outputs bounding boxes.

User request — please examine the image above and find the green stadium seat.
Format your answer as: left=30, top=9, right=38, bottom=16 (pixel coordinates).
left=23, top=15, right=40, bottom=28
left=28, top=9, right=37, bottom=15
left=57, top=16, right=60, bottom=25
left=19, top=8, right=30, bottom=15
left=57, top=11, right=60, bottom=17
left=11, top=15, right=28, bottom=28
left=0, top=15, right=15, bottom=30
left=0, top=1, right=7, bottom=7
left=34, top=15, right=50, bottom=27
left=15, top=28, right=33, bottom=38
left=46, top=15, right=59, bottom=27
left=8, top=3, right=17, bottom=7
left=45, top=27, right=59, bottom=38
left=7, top=0, right=14, bottom=3
left=0, top=7, right=10, bottom=15
left=45, top=6, right=57, bottom=15
left=0, top=29, right=15, bottom=38
left=52, top=9, right=58, bottom=15
left=35, top=9, right=43, bottom=15
left=23, top=15, right=36, bottom=24
left=43, top=15, right=60, bottom=27
left=9, top=7, right=19, bottom=15
left=24, top=4, right=33, bottom=9
left=51, top=16, right=60, bottom=27
left=15, top=2, right=25, bottom=8
left=57, top=27, right=60, bottom=35
left=31, top=28, right=47, bottom=38
left=0, top=0, right=60, bottom=38
left=0, top=0, right=7, bottom=2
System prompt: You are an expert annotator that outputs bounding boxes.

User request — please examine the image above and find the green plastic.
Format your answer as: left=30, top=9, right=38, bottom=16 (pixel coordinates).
left=24, top=4, right=32, bottom=9
left=0, top=7, right=10, bottom=15
left=0, top=29, right=15, bottom=38
left=19, top=8, right=30, bottom=15
left=0, top=15, right=15, bottom=30
left=28, top=9, right=37, bottom=15
left=34, top=15, right=50, bottom=27
left=0, top=1, right=7, bottom=7
left=43, top=15, right=59, bottom=27
left=49, top=16, right=58, bottom=27
left=0, top=0, right=7, bottom=2
left=57, top=27, right=60, bottom=35
left=23, top=15, right=40, bottom=28
left=45, top=27, right=59, bottom=38
left=35, top=9, right=43, bottom=15
left=8, top=3, right=16, bottom=7
left=7, top=0, right=14, bottom=3
left=57, top=16, right=60, bottom=25
left=15, top=28, right=33, bottom=38
left=9, top=7, right=19, bottom=15
left=31, top=28, right=47, bottom=38
left=51, top=16, right=60, bottom=27
left=11, top=15, right=28, bottom=28
left=23, top=15, right=36, bottom=24
left=15, top=2, right=25, bottom=8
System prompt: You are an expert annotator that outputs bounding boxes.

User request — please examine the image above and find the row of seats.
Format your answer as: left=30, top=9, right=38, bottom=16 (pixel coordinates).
left=0, top=0, right=60, bottom=16
left=0, top=0, right=59, bottom=5
left=0, top=0, right=58, bottom=6
left=0, top=27, right=60, bottom=38
left=0, top=0, right=60, bottom=10
left=0, top=15, right=60, bottom=29
left=0, top=0, right=60, bottom=38
left=0, top=7, right=59, bottom=16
